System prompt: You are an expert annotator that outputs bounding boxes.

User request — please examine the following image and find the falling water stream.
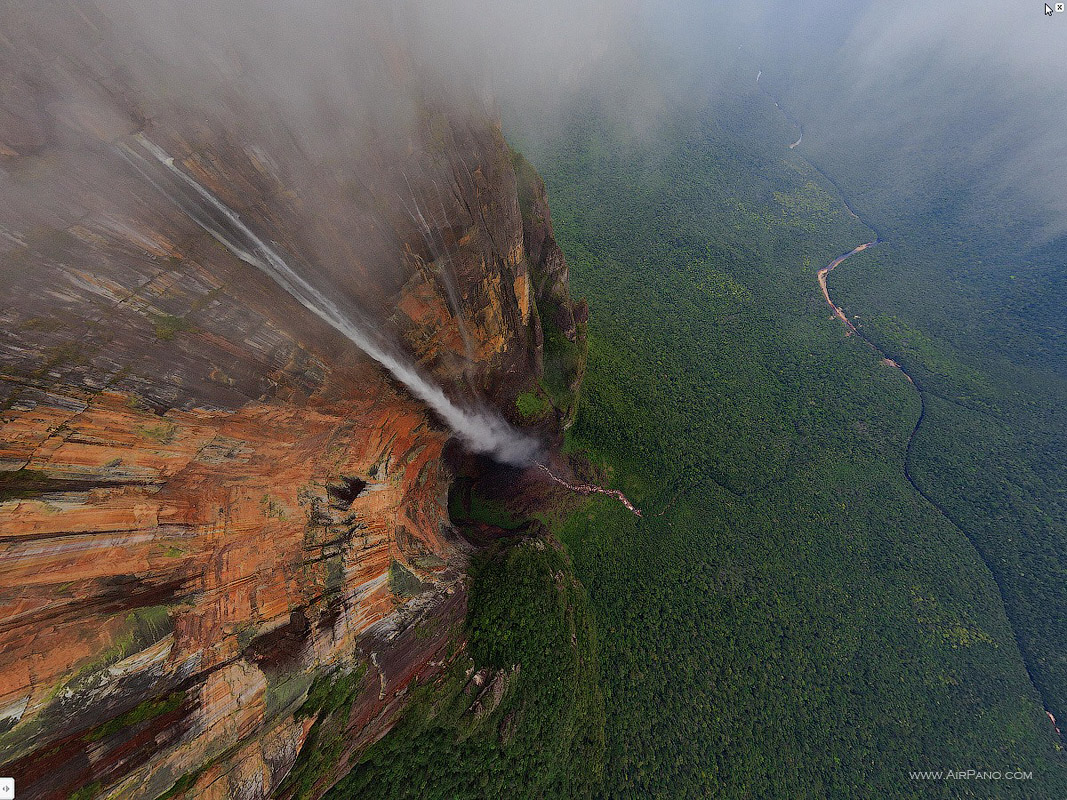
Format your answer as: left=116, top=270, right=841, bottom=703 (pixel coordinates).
left=119, top=134, right=539, bottom=466
left=117, top=135, right=649, bottom=519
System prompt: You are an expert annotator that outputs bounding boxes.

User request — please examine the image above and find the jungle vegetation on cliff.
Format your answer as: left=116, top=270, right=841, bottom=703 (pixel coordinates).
left=330, top=70, right=1067, bottom=796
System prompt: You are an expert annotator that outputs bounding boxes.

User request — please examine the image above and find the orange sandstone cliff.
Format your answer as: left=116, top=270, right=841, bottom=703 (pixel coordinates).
left=0, top=4, right=584, bottom=798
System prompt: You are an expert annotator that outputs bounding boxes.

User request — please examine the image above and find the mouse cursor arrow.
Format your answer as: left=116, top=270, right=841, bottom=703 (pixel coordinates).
left=1047, top=3, right=1055, bottom=15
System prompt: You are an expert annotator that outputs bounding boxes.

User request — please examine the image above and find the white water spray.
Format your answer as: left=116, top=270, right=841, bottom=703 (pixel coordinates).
left=120, top=134, right=540, bottom=466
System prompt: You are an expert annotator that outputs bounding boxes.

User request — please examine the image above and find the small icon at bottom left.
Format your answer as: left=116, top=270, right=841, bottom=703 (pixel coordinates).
left=0, top=777, right=14, bottom=799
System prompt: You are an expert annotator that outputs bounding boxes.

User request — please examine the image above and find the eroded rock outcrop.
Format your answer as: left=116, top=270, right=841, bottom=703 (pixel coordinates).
left=0, top=3, right=580, bottom=797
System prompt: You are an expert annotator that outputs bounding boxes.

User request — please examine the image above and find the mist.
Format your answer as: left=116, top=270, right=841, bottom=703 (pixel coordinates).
left=631, top=1, right=1067, bottom=243
left=429, top=0, right=1067, bottom=244
left=3, top=0, right=1065, bottom=456
left=6, top=0, right=1066, bottom=230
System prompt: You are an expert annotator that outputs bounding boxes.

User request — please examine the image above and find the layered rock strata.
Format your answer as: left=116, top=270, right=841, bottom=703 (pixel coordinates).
left=0, top=3, right=578, bottom=797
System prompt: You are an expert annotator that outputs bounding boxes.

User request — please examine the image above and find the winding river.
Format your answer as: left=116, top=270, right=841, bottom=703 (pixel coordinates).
left=818, top=241, right=1062, bottom=736
left=817, top=241, right=876, bottom=335
left=754, top=58, right=1061, bottom=742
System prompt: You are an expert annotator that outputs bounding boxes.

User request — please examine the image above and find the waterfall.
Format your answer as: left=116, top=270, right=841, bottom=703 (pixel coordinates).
left=119, top=134, right=540, bottom=466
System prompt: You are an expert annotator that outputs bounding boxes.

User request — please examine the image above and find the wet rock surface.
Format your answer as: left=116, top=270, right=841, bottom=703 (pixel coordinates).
left=0, top=3, right=582, bottom=797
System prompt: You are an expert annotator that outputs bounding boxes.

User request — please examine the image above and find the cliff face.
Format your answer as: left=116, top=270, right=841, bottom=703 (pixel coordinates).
left=0, top=5, right=576, bottom=798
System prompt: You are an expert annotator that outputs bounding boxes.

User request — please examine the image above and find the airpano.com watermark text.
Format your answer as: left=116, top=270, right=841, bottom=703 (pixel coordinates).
left=909, top=769, right=1033, bottom=781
